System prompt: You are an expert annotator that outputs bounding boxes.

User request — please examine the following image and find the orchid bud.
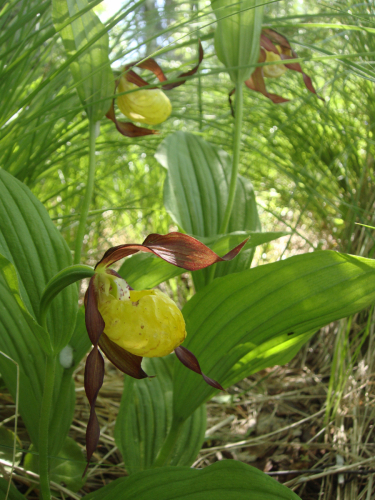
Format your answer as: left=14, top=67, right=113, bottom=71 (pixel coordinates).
left=117, top=77, right=172, bottom=126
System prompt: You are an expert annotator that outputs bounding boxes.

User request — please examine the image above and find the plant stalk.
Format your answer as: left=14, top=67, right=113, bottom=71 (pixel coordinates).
left=219, top=82, right=244, bottom=234
left=74, top=119, right=98, bottom=264
left=207, top=82, right=244, bottom=285
left=152, top=419, right=183, bottom=468
left=38, top=354, right=57, bottom=500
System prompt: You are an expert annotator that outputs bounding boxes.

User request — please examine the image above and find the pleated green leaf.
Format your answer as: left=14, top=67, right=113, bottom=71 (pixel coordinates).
left=173, top=251, right=375, bottom=421
left=156, top=132, right=260, bottom=237
left=114, top=356, right=206, bottom=474
left=0, top=168, right=77, bottom=352
left=53, top=0, right=113, bottom=122
left=155, top=132, right=261, bottom=290
left=83, top=460, right=301, bottom=500
left=118, top=232, right=285, bottom=291
left=0, top=253, right=74, bottom=455
left=211, top=0, right=264, bottom=84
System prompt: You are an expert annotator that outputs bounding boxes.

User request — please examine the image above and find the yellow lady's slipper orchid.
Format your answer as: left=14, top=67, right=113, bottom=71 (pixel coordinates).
left=105, top=42, right=203, bottom=137
left=238, top=28, right=323, bottom=105
left=117, top=78, right=172, bottom=126
left=83, top=232, right=248, bottom=472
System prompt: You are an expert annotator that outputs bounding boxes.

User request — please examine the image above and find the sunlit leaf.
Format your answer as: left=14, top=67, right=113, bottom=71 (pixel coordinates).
left=173, top=251, right=375, bottom=421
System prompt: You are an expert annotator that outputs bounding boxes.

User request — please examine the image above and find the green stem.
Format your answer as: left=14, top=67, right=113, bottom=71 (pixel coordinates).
left=207, top=83, right=244, bottom=286
left=74, top=119, right=98, bottom=264
left=152, top=420, right=183, bottom=468
left=38, top=354, right=56, bottom=500
left=219, top=82, right=244, bottom=234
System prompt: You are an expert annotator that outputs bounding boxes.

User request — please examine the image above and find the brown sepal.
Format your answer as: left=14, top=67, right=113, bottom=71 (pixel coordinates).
left=105, top=100, right=158, bottom=137
left=99, top=333, right=148, bottom=379
left=175, top=346, right=223, bottom=390
left=95, top=232, right=249, bottom=270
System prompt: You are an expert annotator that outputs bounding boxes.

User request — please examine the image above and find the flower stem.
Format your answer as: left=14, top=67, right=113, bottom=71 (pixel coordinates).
left=74, top=119, right=98, bottom=265
left=219, top=82, right=244, bottom=234
left=206, top=83, right=244, bottom=286
left=152, top=419, right=183, bottom=468
left=38, top=354, right=56, bottom=500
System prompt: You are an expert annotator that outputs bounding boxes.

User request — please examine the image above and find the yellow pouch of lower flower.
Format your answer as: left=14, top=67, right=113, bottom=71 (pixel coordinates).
left=98, top=289, right=186, bottom=357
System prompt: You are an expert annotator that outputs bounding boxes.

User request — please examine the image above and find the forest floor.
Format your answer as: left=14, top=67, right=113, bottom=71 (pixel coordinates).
left=1, top=317, right=374, bottom=500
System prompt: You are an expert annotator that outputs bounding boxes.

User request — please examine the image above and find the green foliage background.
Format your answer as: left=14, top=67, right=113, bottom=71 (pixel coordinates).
left=2, top=0, right=374, bottom=262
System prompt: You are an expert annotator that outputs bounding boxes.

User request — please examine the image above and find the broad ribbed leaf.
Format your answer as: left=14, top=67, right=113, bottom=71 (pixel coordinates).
left=114, top=356, right=206, bottom=474
left=211, top=0, right=264, bottom=84
left=0, top=253, right=73, bottom=454
left=0, top=168, right=77, bottom=352
left=83, top=460, right=301, bottom=500
left=173, top=251, right=375, bottom=421
left=53, top=0, right=113, bottom=122
left=118, top=232, right=285, bottom=291
left=155, top=132, right=261, bottom=289
left=0, top=169, right=79, bottom=456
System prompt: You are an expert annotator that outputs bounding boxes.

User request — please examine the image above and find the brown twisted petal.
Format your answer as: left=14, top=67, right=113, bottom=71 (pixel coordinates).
left=175, top=346, right=223, bottom=390
left=83, top=346, right=105, bottom=475
left=95, top=232, right=249, bottom=270
left=105, top=100, right=157, bottom=137
left=84, top=277, right=106, bottom=473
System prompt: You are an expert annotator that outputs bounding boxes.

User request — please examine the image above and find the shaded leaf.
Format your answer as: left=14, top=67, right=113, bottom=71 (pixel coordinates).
left=83, top=460, right=301, bottom=500
left=0, top=478, right=26, bottom=500
left=0, top=427, right=22, bottom=467
left=0, top=168, right=77, bottom=353
left=24, top=437, right=86, bottom=492
left=114, top=356, right=206, bottom=474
